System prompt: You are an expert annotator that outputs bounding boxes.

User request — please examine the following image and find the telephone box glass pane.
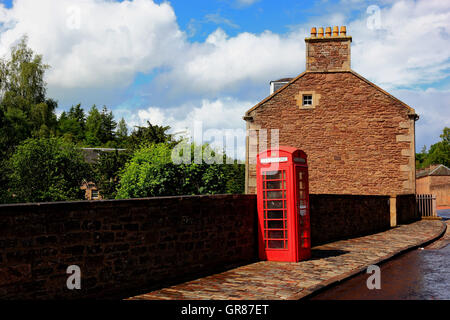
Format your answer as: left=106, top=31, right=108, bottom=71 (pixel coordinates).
left=268, top=240, right=284, bottom=249
left=267, top=200, right=283, bottom=209
left=267, top=220, right=284, bottom=229
left=267, top=210, right=284, bottom=219
left=264, top=171, right=282, bottom=179
left=267, top=191, right=283, bottom=199
left=268, top=230, right=283, bottom=239
left=267, top=180, right=282, bottom=189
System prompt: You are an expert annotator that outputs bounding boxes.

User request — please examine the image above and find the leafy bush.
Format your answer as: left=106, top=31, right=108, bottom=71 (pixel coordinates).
left=8, top=137, right=90, bottom=202
left=115, top=142, right=244, bottom=199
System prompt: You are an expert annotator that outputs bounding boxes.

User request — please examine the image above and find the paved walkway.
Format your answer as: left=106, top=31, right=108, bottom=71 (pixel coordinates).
left=128, top=220, right=446, bottom=300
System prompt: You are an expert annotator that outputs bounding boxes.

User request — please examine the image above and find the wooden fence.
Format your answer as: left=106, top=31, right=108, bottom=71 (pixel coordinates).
left=416, top=194, right=437, bottom=218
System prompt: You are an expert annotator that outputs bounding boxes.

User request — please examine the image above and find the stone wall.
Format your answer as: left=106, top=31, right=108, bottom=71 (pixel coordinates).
left=417, top=176, right=450, bottom=207
left=0, top=193, right=418, bottom=299
left=396, top=194, right=419, bottom=224
left=0, top=195, right=257, bottom=299
left=430, top=176, right=450, bottom=207
left=309, top=194, right=391, bottom=246
left=305, top=37, right=351, bottom=72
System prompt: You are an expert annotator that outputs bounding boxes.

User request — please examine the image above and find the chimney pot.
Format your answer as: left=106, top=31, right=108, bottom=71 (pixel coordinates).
left=340, top=26, right=346, bottom=36
left=332, top=26, right=339, bottom=37
left=325, top=27, right=332, bottom=37
left=310, top=27, right=317, bottom=37
left=318, top=27, right=324, bottom=38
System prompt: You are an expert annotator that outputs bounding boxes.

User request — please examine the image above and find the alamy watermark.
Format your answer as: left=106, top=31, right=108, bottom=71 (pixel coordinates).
left=366, top=5, right=382, bottom=30
left=366, top=264, right=381, bottom=290
left=170, top=120, right=280, bottom=167
left=66, top=6, right=81, bottom=30
left=66, top=265, right=81, bottom=290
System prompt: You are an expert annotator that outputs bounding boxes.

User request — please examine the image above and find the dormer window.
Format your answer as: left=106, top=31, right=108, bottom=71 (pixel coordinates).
left=302, top=95, right=313, bottom=106
left=270, top=78, right=293, bottom=94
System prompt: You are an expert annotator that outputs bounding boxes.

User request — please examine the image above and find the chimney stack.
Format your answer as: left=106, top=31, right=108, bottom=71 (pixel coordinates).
left=305, top=25, right=352, bottom=72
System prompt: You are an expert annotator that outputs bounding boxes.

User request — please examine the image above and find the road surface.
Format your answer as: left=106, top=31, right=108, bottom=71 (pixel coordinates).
left=310, top=210, right=450, bottom=300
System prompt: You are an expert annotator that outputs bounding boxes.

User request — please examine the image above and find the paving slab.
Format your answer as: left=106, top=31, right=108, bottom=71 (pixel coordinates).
left=128, top=220, right=446, bottom=300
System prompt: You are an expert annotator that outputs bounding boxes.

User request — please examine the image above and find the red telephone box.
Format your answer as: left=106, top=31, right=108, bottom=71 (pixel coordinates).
left=256, top=146, right=311, bottom=262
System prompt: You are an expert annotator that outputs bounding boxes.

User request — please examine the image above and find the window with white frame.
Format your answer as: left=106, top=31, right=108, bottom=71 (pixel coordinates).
left=302, top=94, right=313, bottom=106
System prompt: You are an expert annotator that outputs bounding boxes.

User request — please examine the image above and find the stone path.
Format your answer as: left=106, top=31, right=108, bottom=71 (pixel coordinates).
left=128, top=220, right=446, bottom=300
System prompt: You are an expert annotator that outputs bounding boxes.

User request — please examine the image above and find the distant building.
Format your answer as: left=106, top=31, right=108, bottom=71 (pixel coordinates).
left=81, top=147, right=127, bottom=164
left=416, top=164, right=450, bottom=207
left=81, top=180, right=101, bottom=200
left=80, top=147, right=127, bottom=200
left=243, top=26, right=418, bottom=196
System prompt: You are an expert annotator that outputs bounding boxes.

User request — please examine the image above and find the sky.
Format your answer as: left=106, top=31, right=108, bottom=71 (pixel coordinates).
left=0, top=0, right=449, bottom=159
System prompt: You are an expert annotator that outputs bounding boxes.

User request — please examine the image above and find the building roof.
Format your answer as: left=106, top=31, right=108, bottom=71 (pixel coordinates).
left=244, top=70, right=418, bottom=118
left=270, top=78, right=293, bottom=83
left=416, top=164, right=450, bottom=178
left=81, top=147, right=127, bottom=164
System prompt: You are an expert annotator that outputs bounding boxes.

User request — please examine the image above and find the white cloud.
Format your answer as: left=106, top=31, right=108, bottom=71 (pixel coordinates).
left=130, top=97, right=254, bottom=132
left=1, top=0, right=449, bottom=151
left=118, top=97, right=256, bottom=159
left=0, top=0, right=185, bottom=90
left=349, top=0, right=450, bottom=89
left=204, top=13, right=240, bottom=29
left=158, top=27, right=306, bottom=96
left=235, top=0, right=260, bottom=7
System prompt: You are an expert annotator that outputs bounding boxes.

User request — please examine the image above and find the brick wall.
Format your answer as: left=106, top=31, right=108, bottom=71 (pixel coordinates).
left=245, top=71, right=416, bottom=196
left=0, top=195, right=257, bottom=299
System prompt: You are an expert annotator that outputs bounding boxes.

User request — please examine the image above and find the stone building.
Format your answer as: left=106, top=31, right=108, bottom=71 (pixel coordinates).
left=244, top=26, right=419, bottom=196
left=80, top=147, right=126, bottom=200
left=416, top=164, right=450, bottom=207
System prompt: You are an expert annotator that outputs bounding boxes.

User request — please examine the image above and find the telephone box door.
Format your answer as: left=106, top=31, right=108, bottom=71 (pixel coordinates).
left=258, top=167, right=294, bottom=262
left=295, top=165, right=311, bottom=261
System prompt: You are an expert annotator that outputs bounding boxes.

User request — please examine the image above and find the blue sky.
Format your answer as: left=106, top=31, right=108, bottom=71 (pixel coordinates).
left=0, top=0, right=449, bottom=157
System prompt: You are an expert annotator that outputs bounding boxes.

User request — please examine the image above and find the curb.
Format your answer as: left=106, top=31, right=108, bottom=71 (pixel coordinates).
left=291, top=221, right=448, bottom=300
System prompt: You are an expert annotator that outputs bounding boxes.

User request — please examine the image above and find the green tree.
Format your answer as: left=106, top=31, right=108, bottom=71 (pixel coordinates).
left=223, top=160, right=245, bottom=194
left=84, top=105, right=117, bottom=147
left=57, top=104, right=86, bottom=143
left=8, top=137, right=90, bottom=203
left=127, top=121, right=174, bottom=150
left=92, top=149, right=131, bottom=199
left=115, top=143, right=179, bottom=199
left=0, top=36, right=57, bottom=139
left=85, top=105, right=102, bottom=146
left=116, top=117, right=128, bottom=148
left=0, top=36, right=58, bottom=203
left=115, top=142, right=245, bottom=199
left=99, top=105, right=117, bottom=146
left=416, top=127, right=450, bottom=169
